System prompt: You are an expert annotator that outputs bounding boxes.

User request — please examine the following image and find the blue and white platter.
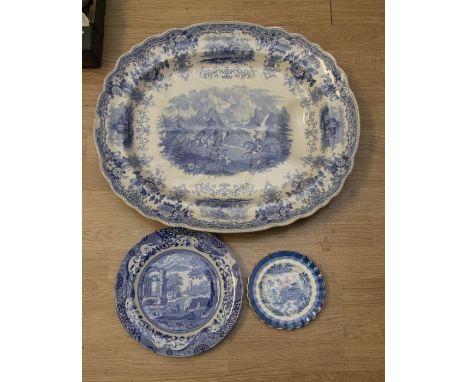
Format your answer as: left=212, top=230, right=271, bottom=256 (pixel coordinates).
left=115, top=227, right=243, bottom=357
left=248, top=251, right=325, bottom=329
left=95, top=22, right=359, bottom=232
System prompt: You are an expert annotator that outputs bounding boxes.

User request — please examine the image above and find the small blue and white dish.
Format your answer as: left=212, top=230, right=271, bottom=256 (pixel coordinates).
left=95, top=21, right=359, bottom=232
left=115, top=227, right=243, bottom=357
left=248, top=251, right=325, bottom=330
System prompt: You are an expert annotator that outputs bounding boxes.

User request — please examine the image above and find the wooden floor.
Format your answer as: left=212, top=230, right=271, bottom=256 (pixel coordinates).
left=82, top=1, right=384, bottom=381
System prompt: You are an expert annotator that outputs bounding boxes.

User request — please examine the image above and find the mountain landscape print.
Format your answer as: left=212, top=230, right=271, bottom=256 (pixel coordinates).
left=159, top=86, right=292, bottom=176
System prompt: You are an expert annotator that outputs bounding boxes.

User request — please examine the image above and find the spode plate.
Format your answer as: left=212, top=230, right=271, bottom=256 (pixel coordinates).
left=95, top=22, right=359, bottom=232
left=247, top=251, right=325, bottom=329
left=115, top=227, right=242, bottom=356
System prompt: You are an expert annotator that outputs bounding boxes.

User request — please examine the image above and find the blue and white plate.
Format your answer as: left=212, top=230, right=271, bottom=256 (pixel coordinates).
left=115, top=227, right=243, bottom=357
left=95, top=22, right=359, bottom=232
left=248, top=251, right=325, bottom=329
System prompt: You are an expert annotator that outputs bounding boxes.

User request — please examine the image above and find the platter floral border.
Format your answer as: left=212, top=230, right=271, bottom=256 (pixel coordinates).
left=115, top=227, right=243, bottom=357
left=247, top=251, right=325, bottom=330
left=94, top=21, right=360, bottom=232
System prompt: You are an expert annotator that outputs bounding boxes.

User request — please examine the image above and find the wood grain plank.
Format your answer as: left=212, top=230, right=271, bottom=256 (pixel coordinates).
left=332, top=0, right=385, bottom=25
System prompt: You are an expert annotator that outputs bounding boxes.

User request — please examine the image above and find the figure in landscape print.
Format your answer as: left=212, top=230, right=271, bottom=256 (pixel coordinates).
left=159, top=86, right=292, bottom=176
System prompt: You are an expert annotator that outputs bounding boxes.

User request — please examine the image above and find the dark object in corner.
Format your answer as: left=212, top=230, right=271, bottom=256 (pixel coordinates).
left=82, top=0, right=106, bottom=68
left=82, top=0, right=92, bottom=9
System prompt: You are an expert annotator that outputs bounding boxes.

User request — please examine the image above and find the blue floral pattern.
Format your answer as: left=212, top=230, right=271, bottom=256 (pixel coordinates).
left=95, top=22, right=359, bottom=232
left=115, top=228, right=243, bottom=357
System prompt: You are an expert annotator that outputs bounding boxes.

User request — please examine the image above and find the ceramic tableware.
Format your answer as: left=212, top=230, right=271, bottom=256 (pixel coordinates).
left=248, top=251, right=325, bottom=329
left=115, top=227, right=243, bottom=356
left=95, top=22, right=359, bottom=232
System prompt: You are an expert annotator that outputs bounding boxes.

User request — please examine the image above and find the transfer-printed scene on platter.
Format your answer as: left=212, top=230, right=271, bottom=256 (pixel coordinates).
left=159, top=86, right=292, bottom=176
left=138, top=250, right=219, bottom=332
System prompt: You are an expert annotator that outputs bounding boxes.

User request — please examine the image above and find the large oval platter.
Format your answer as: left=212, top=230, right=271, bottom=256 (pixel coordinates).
left=95, top=22, right=359, bottom=232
